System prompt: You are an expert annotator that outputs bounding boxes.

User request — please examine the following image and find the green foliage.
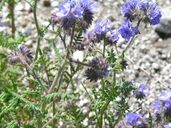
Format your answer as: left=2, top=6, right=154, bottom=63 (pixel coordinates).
left=39, top=21, right=52, bottom=39
left=73, top=31, right=83, bottom=49
left=107, top=48, right=117, bottom=68
left=0, top=32, right=24, bottom=49
left=43, top=93, right=74, bottom=102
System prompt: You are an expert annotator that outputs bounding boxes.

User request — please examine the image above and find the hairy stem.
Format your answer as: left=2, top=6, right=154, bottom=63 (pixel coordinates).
left=48, top=26, right=75, bottom=94
left=99, top=100, right=110, bottom=128
left=113, top=71, right=116, bottom=88
left=123, top=35, right=136, bottom=53
left=52, top=100, right=56, bottom=128
left=8, top=2, right=15, bottom=38
left=103, top=38, right=106, bottom=58
left=19, top=56, right=48, bottom=94
left=34, top=0, right=41, bottom=61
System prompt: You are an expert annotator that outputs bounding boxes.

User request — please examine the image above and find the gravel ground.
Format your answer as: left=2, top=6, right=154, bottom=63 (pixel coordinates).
left=1, top=0, right=171, bottom=125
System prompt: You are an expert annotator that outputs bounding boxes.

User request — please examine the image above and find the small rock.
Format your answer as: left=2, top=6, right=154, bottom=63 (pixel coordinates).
left=51, top=1, right=59, bottom=7
left=43, top=0, right=51, bottom=7
left=155, top=7, right=171, bottom=38
left=24, top=40, right=33, bottom=48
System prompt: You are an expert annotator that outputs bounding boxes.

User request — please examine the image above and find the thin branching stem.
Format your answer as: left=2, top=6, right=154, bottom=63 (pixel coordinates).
left=8, top=1, right=15, bottom=38
left=48, top=26, right=75, bottom=94
left=123, top=35, right=136, bottom=53
left=103, top=38, right=106, bottom=58
left=99, top=99, right=110, bottom=128
left=114, top=43, right=118, bottom=55
left=34, top=0, right=41, bottom=61
left=52, top=100, right=56, bottom=128
left=19, top=56, right=48, bottom=94
left=42, top=111, right=58, bottom=128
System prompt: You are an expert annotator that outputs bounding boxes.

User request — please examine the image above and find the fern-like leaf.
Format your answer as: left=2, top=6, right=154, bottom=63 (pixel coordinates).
left=43, top=93, right=73, bottom=102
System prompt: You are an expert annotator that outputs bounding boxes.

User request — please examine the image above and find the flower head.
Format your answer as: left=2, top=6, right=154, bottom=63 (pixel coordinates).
left=139, top=1, right=162, bottom=25
left=132, top=83, right=149, bottom=99
left=151, top=100, right=163, bottom=115
left=106, top=30, right=119, bottom=44
left=151, top=89, right=171, bottom=119
left=77, top=0, right=98, bottom=28
left=94, top=20, right=111, bottom=42
left=121, top=0, right=138, bottom=20
left=8, top=44, right=33, bottom=65
left=125, top=112, right=144, bottom=127
left=118, top=19, right=138, bottom=41
left=51, top=0, right=97, bottom=30
left=85, top=57, right=110, bottom=81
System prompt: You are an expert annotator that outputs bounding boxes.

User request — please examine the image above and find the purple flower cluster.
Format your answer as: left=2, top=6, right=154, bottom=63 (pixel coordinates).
left=121, top=0, right=162, bottom=25
left=84, top=20, right=119, bottom=44
left=51, top=0, right=98, bottom=30
left=118, top=19, right=139, bottom=41
left=132, top=83, right=149, bottom=99
left=125, top=112, right=145, bottom=127
left=152, top=89, right=171, bottom=117
left=85, top=57, right=110, bottom=81
left=121, top=0, right=138, bottom=21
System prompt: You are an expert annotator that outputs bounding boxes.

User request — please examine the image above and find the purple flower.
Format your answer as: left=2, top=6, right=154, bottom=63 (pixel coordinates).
left=108, top=30, right=119, bottom=43
left=159, top=89, right=171, bottom=109
left=52, top=0, right=83, bottom=30
left=118, top=19, right=138, bottom=41
left=139, top=1, right=162, bottom=25
left=132, top=83, right=149, bottom=99
left=164, top=122, right=171, bottom=128
left=85, top=57, right=110, bottom=81
left=125, top=112, right=143, bottom=127
left=94, top=20, right=111, bottom=42
left=118, top=26, right=132, bottom=41
left=78, top=0, right=98, bottom=28
left=51, top=0, right=97, bottom=30
left=94, top=20, right=111, bottom=35
left=151, top=89, right=171, bottom=118
left=151, top=100, right=163, bottom=114
left=121, top=0, right=138, bottom=20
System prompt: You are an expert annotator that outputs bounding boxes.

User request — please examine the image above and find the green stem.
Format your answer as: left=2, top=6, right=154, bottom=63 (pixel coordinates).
left=103, top=38, right=106, bottom=58
left=99, top=100, right=110, bottom=128
left=114, top=43, right=118, bottom=55
left=34, top=0, right=41, bottom=61
left=8, top=2, right=15, bottom=38
left=98, top=78, right=106, bottom=128
left=101, top=78, right=105, bottom=92
left=52, top=100, right=56, bottom=128
left=37, top=116, right=42, bottom=128
left=113, top=71, right=116, bottom=88
left=123, top=35, right=135, bottom=53
left=42, top=111, right=59, bottom=128
left=19, top=56, right=48, bottom=94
